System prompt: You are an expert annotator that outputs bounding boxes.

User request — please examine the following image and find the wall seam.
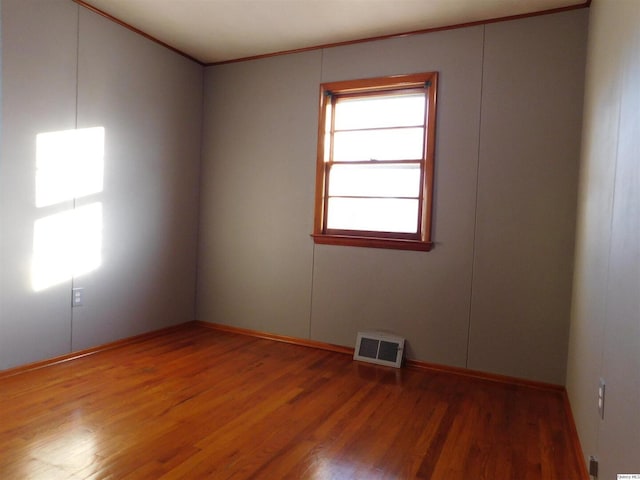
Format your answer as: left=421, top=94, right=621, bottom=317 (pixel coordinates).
left=465, top=25, right=486, bottom=369
left=70, top=2, right=81, bottom=353
left=308, top=49, right=324, bottom=340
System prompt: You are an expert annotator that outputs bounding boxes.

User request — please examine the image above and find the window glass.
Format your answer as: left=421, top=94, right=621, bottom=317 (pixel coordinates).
left=326, top=198, right=419, bottom=233
left=333, top=128, right=424, bottom=162
left=328, top=164, right=420, bottom=198
left=334, top=93, right=425, bottom=130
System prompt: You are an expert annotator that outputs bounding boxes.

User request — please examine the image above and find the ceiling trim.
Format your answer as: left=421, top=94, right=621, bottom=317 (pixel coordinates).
left=72, top=0, right=205, bottom=65
left=209, top=1, right=590, bottom=66
left=73, top=0, right=590, bottom=67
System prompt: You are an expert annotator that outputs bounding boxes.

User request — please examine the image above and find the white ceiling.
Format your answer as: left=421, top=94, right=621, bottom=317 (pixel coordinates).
left=79, top=0, right=587, bottom=64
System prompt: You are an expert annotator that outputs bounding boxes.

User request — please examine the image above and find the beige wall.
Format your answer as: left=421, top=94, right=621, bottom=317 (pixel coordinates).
left=198, top=9, right=588, bottom=384
left=469, top=12, right=587, bottom=382
left=566, top=0, right=640, bottom=476
left=0, top=0, right=203, bottom=368
left=0, top=0, right=78, bottom=366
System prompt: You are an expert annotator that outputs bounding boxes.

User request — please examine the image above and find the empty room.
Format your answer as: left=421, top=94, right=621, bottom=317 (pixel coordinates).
left=0, top=0, right=638, bottom=478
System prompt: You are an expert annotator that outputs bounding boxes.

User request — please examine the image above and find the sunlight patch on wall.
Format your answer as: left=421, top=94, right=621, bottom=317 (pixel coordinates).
left=32, top=127, right=105, bottom=292
left=32, top=203, right=103, bottom=292
left=36, top=127, right=104, bottom=208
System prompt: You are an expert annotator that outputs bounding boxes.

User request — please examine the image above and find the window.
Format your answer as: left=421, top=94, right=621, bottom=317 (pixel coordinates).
left=312, top=72, right=438, bottom=251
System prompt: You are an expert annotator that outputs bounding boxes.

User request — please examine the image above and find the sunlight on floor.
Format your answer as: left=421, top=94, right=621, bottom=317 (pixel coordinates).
left=25, top=423, right=98, bottom=479
left=312, top=457, right=399, bottom=480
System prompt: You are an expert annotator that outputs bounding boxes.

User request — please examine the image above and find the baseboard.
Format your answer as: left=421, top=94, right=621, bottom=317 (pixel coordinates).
left=1, top=318, right=569, bottom=395
left=0, top=322, right=192, bottom=379
left=562, top=390, right=591, bottom=479
left=193, top=320, right=354, bottom=355
left=405, top=359, right=565, bottom=392
left=194, top=320, right=564, bottom=393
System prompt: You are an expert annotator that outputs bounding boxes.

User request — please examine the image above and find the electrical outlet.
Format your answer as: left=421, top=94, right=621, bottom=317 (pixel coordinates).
left=589, top=456, right=598, bottom=477
left=72, top=287, right=84, bottom=307
left=598, top=378, right=606, bottom=419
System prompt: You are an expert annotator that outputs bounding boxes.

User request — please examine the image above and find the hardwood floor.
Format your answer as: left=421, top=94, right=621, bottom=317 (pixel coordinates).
left=0, top=323, right=584, bottom=479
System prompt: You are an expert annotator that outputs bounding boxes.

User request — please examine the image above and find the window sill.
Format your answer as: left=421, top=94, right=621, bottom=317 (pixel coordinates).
left=311, top=234, right=433, bottom=252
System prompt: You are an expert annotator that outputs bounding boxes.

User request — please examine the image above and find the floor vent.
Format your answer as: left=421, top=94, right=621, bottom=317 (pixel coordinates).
left=353, top=331, right=405, bottom=368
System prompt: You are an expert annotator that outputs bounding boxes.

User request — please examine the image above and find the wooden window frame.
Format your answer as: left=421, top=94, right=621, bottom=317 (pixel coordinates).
left=312, top=72, right=438, bottom=251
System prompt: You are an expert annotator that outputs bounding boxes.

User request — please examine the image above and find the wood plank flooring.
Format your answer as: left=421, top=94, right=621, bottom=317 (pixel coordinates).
left=0, top=323, right=584, bottom=479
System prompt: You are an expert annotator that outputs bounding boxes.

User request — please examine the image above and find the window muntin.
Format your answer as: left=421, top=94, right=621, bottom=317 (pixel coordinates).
left=313, top=73, right=437, bottom=251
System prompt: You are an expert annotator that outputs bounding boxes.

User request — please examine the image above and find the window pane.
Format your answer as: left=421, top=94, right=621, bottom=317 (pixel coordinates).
left=328, top=164, right=420, bottom=198
left=333, top=128, right=424, bottom=162
left=327, top=198, right=419, bottom=233
left=334, top=93, right=425, bottom=130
